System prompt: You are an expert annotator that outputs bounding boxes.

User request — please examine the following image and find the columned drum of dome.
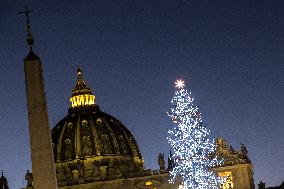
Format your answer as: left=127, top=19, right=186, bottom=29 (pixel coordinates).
left=51, top=69, right=144, bottom=186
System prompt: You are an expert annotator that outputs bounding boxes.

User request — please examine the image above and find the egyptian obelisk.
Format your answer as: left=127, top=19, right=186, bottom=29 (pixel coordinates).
left=21, top=6, right=57, bottom=189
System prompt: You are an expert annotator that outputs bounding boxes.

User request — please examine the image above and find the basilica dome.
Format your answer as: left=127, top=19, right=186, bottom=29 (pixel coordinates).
left=51, top=69, right=144, bottom=184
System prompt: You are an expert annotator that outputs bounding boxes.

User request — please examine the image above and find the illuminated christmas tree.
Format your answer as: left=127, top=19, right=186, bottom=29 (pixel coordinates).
left=167, top=79, right=223, bottom=189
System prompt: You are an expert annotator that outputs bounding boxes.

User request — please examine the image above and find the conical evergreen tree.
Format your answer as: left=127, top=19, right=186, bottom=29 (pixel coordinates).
left=167, top=79, right=223, bottom=189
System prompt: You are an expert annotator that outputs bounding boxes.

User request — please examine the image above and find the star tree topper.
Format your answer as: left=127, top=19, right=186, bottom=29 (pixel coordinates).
left=175, top=79, right=185, bottom=89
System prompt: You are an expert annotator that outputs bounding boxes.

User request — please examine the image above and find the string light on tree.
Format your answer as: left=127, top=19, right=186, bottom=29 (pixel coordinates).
left=167, top=79, right=224, bottom=189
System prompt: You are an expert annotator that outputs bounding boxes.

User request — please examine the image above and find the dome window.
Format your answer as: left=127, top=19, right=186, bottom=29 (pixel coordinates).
left=82, top=120, right=88, bottom=126
left=65, top=139, right=71, bottom=144
left=102, top=134, right=108, bottom=139
left=67, top=122, right=73, bottom=128
left=96, top=118, right=102, bottom=123
left=83, top=135, right=90, bottom=141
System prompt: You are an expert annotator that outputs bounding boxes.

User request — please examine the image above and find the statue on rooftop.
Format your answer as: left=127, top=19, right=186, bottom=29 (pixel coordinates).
left=158, top=153, right=165, bottom=170
left=25, top=170, right=33, bottom=187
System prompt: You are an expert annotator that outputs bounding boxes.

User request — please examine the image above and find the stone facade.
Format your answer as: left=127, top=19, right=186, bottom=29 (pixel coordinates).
left=214, top=163, right=254, bottom=189
left=58, top=172, right=179, bottom=189
left=212, top=137, right=255, bottom=189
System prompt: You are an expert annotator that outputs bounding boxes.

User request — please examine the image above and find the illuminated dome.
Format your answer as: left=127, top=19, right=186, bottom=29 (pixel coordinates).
left=51, top=69, right=144, bottom=185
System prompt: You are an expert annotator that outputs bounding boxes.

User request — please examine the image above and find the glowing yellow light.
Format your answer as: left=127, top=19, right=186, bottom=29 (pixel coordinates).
left=175, top=79, right=185, bottom=89
left=145, top=181, right=153, bottom=186
left=70, top=94, right=95, bottom=108
left=218, top=171, right=234, bottom=189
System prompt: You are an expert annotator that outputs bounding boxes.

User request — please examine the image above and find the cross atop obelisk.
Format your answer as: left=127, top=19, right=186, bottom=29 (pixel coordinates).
left=18, top=5, right=34, bottom=49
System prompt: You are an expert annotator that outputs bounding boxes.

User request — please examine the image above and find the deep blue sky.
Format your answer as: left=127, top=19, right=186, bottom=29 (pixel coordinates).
left=0, top=0, right=283, bottom=188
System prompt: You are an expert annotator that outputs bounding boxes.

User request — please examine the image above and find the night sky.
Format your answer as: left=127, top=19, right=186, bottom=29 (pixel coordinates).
left=0, top=1, right=283, bottom=188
